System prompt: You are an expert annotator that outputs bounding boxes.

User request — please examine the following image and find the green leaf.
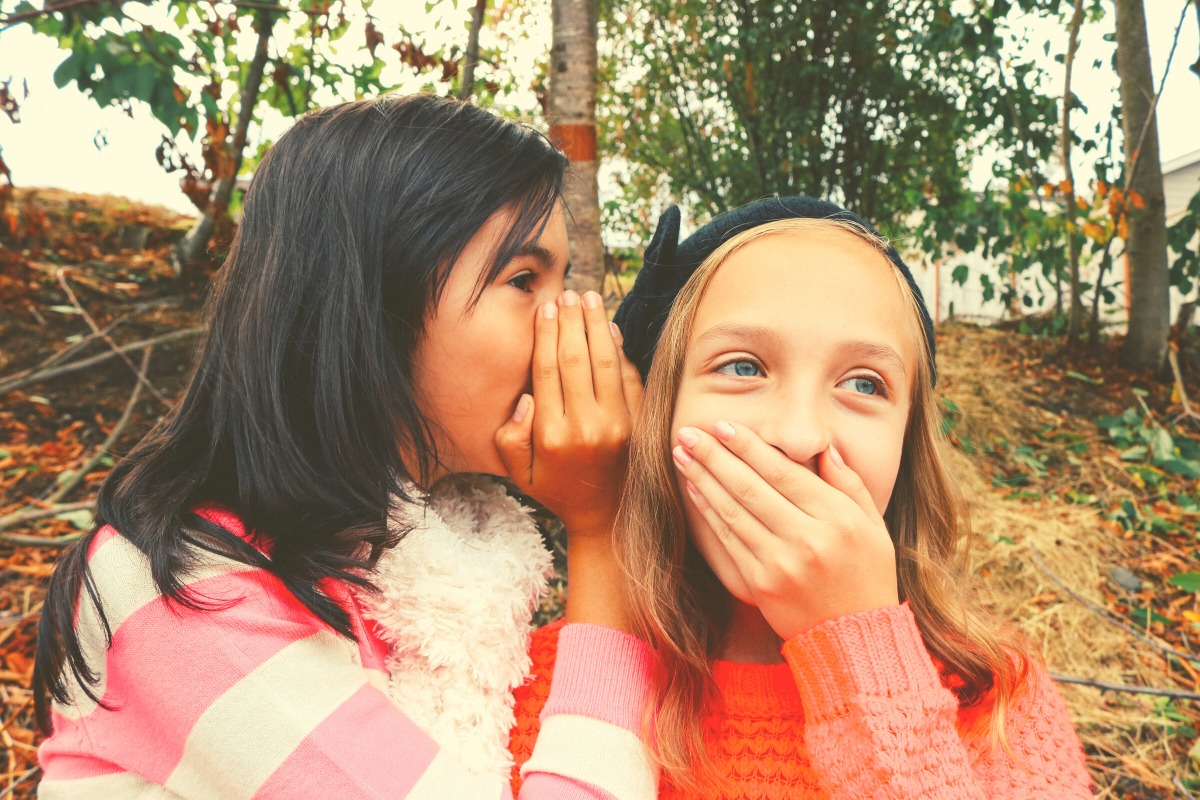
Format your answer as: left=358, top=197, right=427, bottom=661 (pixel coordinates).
left=1066, top=370, right=1102, bottom=385
left=1128, top=606, right=1172, bottom=629
left=1160, top=459, right=1200, bottom=479
left=1169, top=573, right=1200, bottom=593
left=52, top=49, right=87, bottom=89
left=1119, top=445, right=1148, bottom=461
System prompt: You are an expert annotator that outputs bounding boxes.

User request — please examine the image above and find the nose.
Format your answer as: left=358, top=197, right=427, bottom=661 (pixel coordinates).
left=755, top=392, right=831, bottom=472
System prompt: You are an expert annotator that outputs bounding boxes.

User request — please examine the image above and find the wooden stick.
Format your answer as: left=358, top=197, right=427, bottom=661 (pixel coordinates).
left=0, top=327, right=202, bottom=396
left=1030, top=543, right=1200, bottom=666
left=0, top=500, right=94, bottom=540
left=1051, top=673, right=1200, bottom=701
left=56, top=269, right=170, bottom=408
left=41, top=346, right=151, bottom=508
left=1168, top=346, right=1200, bottom=422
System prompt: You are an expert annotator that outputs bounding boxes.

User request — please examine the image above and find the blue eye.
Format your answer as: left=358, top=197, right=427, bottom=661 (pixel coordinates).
left=716, top=359, right=762, bottom=378
left=839, top=376, right=882, bottom=396
left=507, top=271, right=535, bottom=293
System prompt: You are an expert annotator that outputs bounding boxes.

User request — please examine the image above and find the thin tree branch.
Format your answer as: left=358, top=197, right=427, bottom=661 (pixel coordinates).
left=1123, top=0, right=1190, bottom=192
left=41, top=347, right=151, bottom=507
left=1030, top=542, right=1200, bottom=666
left=460, top=0, right=487, bottom=100
left=0, top=0, right=99, bottom=30
left=1051, top=673, right=1200, bottom=701
left=0, top=500, right=94, bottom=541
left=0, top=327, right=202, bottom=396
left=56, top=268, right=169, bottom=407
left=1062, top=0, right=1086, bottom=342
left=1168, top=346, right=1200, bottom=421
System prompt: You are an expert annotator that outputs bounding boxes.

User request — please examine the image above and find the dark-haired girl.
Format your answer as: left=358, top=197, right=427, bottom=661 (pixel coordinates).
left=35, top=94, right=655, bottom=799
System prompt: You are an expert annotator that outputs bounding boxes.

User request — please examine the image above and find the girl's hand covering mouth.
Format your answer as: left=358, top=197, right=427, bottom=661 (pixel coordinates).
left=673, top=420, right=900, bottom=640
left=495, top=290, right=644, bottom=540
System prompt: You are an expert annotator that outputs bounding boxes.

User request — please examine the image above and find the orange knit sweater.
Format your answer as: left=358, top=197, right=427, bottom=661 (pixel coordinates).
left=509, top=604, right=1092, bottom=799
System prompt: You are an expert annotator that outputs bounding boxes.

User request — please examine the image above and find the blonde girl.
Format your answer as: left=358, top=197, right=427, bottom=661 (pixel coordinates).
left=511, top=196, right=1092, bottom=799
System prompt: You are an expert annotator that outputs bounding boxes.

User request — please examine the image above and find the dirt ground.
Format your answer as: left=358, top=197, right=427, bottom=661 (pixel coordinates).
left=2, top=188, right=1199, bottom=798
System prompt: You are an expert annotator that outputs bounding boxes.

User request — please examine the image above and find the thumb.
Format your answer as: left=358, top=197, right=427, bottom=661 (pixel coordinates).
left=496, top=394, right=535, bottom=492
left=818, top=444, right=886, bottom=527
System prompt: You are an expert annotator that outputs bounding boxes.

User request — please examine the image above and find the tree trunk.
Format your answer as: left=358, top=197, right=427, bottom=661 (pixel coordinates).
left=460, top=0, right=487, bottom=101
left=548, top=0, right=603, bottom=294
left=1115, top=0, right=1170, bottom=371
left=1062, top=0, right=1086, bottom=343
left=173, top=11, right=276, bottom=274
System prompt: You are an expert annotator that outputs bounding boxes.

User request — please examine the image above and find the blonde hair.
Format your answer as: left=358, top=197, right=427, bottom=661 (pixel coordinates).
left=616, top=218, right=1032, bottom=795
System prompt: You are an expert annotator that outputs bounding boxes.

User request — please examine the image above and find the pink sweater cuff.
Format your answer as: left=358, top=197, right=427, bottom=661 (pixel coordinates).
left=543, top=623, right=654, bottom=732
left=782, top=603, right=945, bottom=723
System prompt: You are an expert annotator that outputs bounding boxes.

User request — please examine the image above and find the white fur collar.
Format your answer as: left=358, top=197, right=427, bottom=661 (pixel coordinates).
left=356, top=475, right=554, bottom=781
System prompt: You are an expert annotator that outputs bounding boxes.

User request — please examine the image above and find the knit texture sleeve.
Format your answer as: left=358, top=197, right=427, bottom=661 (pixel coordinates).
left=782, top=602, right=1092, bottom=799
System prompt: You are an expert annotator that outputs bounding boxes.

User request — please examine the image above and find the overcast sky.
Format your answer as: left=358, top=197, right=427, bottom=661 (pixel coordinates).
left=0, top=1, right=1196, bottom=216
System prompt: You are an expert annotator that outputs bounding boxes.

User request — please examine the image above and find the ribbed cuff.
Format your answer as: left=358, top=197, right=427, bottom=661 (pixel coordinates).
left=782, top=603, right=943, bottom=723
left=544, top=623, right=655, bottom=732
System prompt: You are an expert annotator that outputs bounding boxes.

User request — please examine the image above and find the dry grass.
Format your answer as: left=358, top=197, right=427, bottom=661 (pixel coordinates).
left=939, top=322, right=1193, bottom=797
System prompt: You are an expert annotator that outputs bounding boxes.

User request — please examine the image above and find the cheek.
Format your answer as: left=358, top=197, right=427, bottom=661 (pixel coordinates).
left=843, top=427, right=906, bottom=515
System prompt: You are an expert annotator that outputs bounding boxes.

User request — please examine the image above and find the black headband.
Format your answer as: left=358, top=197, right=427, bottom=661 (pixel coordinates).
left=612, top=195, right=937, bottom=386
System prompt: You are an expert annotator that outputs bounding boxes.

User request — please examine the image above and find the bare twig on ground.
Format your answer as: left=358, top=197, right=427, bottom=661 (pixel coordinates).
left=1175, top=777, right=1198, bottom=800
left=56, top=269, right=170, bottom=408
left=0, top=767, right=39, bottom=800
left=1052, top=673, right=1200, bottom=701
left=1168, top=346, right=1200, bottom=423
left=21, top=297, right=180, bottom=379
left=39, top=347, right=151, bottom=507
left=0, top=327, right=202, bottom=396
left=0, top=500, right=93, bottom=540
left=1030, top=543, right=1200, bottom=665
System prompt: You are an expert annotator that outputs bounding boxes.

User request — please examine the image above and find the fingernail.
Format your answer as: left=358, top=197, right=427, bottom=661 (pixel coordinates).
left=829, top=443, right=845, bottom=468
left=677, top=427, right=699, bottom=448
left=561, top=290, right=579, bottom=307
left=673, top=445, right=692, bottom=468
left=686, top=480, right=699, bottom=495
left=542, top=302, right=558, bottom=319
left=583, top=291, right=601, bottom=309
left=512, top=394, right=531, bottom=422
left=713, top=421, right=735, bottom=441
left=609, top=321, right=621, bottom=340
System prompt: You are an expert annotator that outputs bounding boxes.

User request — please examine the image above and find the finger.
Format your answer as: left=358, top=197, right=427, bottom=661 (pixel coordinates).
left=680, top=474, right=761, bottom=587
left=672, top=435, right=778, bottom=558
left=817, top=444, right=888, bottom=528
left=707, top=420, right=839, bottom=520
left=495, top=394, right=535, bottom=491
left=531, top=302, right=564, bottom=420
left=678, top=426, right=812, bottom=535
left=556, top=290, right=596, bottom=408
left=612, top=323, right=645, bottom=424
left=580, top=291, right=624, bottom=408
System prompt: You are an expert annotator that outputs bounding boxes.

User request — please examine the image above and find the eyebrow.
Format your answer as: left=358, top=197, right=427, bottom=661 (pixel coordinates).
left=693, top=323, right=785, bottom=350
left=511, top=243, right=556, bottom=269
left=837, top=341, right=908, bottom=376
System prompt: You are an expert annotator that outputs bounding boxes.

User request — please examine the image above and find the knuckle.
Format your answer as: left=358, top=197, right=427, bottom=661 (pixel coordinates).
left=715, top=496, right=743, bottom=525
left=732, top=480, right=758, bottom=506
left=559, top=352, right=586, bottom=371
left=592, top=354, right=618, bottom=372
left=534, top=363, right=558, bottom=381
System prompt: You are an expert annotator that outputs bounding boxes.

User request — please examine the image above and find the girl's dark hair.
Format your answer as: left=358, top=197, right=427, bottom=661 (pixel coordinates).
left=34, top=94, right=567, bottom=729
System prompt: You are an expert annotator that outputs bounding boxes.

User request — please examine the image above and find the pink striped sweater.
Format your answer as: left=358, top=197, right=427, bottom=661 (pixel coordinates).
left=37, top=509, right=658, bottom=799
